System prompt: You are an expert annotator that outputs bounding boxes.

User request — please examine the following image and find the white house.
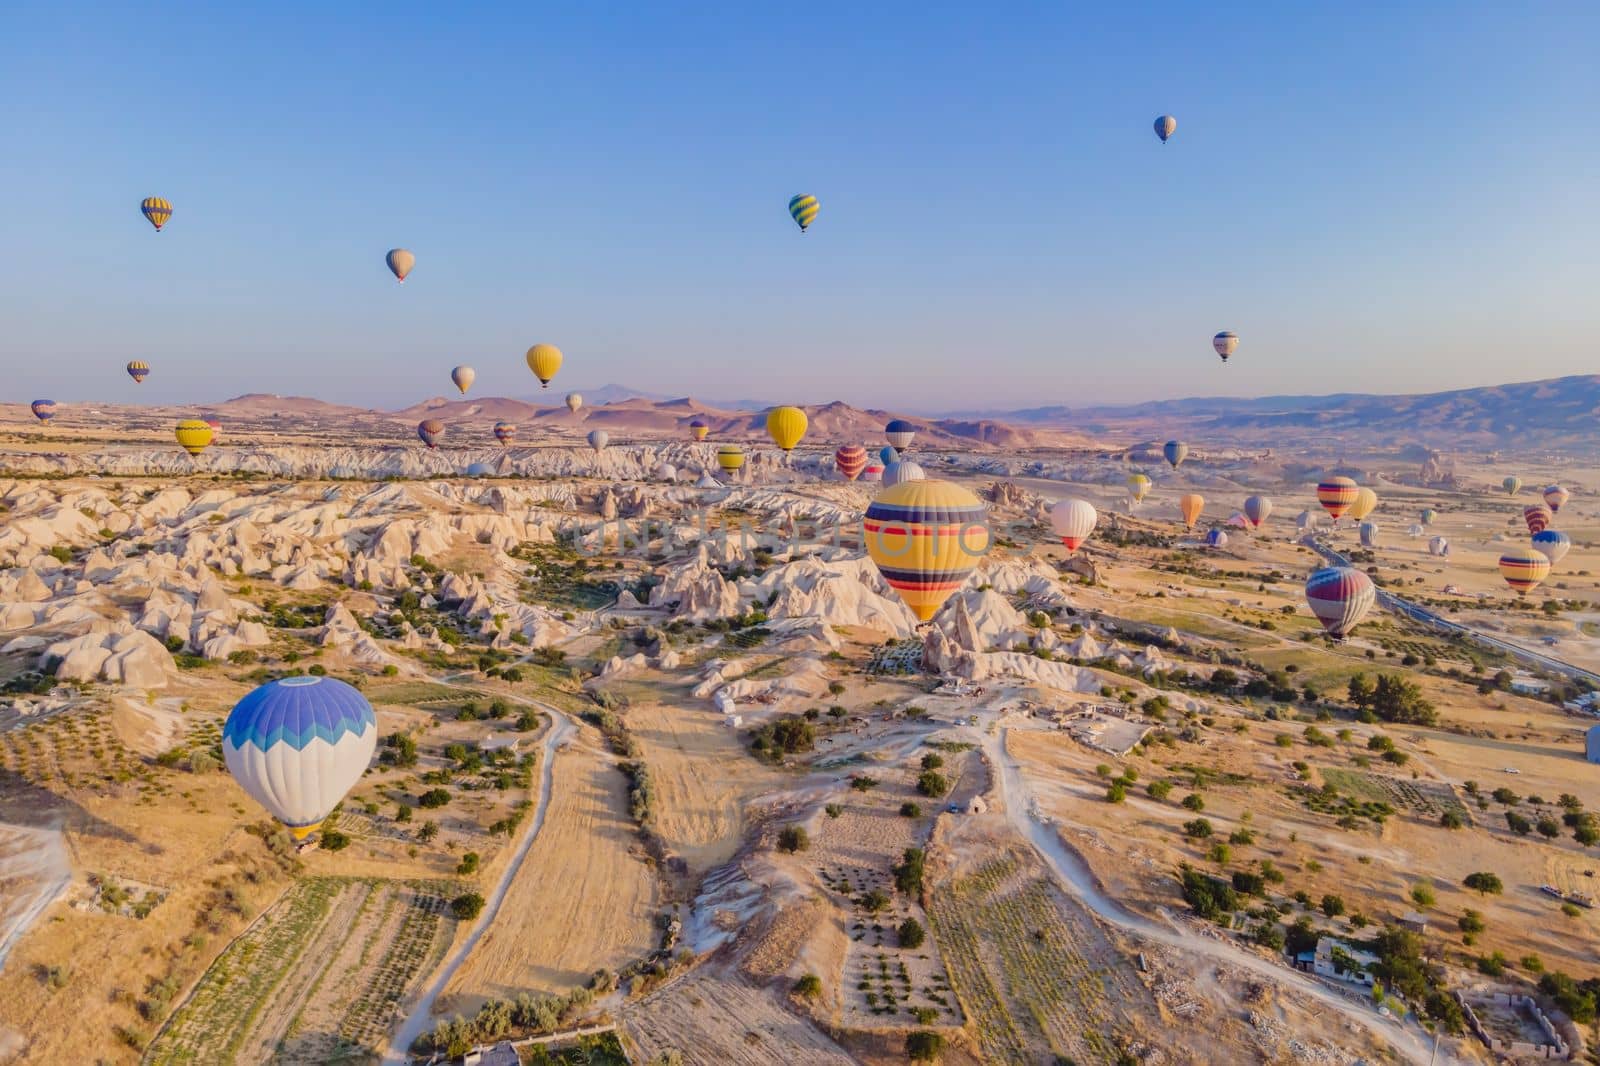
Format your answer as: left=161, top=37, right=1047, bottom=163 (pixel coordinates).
left=1313, top=937, right=1380, bottom=986
left=480, top=734, right=521, bottom=754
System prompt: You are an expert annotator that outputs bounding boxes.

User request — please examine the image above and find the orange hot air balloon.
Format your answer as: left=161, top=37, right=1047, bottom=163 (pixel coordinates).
left=1178, top=493, right=1204, bottom=529
left=1499, top=547, right=1550, bottom=596
left=1316, top=477, right=1359, bottom=521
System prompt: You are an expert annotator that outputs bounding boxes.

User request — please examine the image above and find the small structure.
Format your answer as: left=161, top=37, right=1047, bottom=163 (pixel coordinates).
left=480, top=734, right=520, bottom=755
left=723, top=713, right=743, bottom=728
left=1312, top=937, right=1379, bottom=986
left=1398, top=910, right=1428, bottom=933
left=1459, top=988, right=1582, bottom=1061
left=1588, top=724, right=1600, bottom=765
left=967, top=795, right=988, bottom=815
left=1563, top=692, right=1600, bottom=716
left=462, top=1041, right=520, bottom=1066
left=1510, top=674, right=1551, bottom=696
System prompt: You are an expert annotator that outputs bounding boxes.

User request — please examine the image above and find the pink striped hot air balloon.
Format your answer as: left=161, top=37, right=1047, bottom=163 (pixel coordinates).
left=835, top=445, right=867, bottom=481
left=1524, top=504, right=1553, bottom=535
left=1543, top=485, right=1570, bottom=513
left=1304, top=566, right=1376, bottom=639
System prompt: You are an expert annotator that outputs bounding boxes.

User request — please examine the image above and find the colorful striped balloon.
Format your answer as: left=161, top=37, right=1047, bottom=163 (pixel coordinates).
left=1531, top=529, right=1570, bottom=565
left=30, top=400, right=56, bottom=422
left=1543, top=485, right=1570, bottom=513
left=175, top=419, right=214, bottom=455
left=126, top=360, right=150, bottom=383
left=689, top=418, right=709, bottom=441
left=141, top=196, right=172, bottom=231
left=1503, top=476, right=1522, bottom=496
left=716, top=444, right=744, bottom=472
left=1304, top=567, right=1376, bottom=638
left=885, top=420, right=916, bottom=450
left=1499, top=547, right=1551, bottom=596
left=493, top=421, right=516, bottom=445
left=1524, top=504, right=1553, bottom=535
left=788, top=193, right=820, bottom=233
left=835, top=445, right=867, bottom=481
left=1419, top=508, right=1437, bottom=526
left=861, top=463, right=884, bottom=483
left=223, top=676, right=377, bottom=841
left=1316, top=477, right=1359, bottom=521
left=1243, top=494, right=1272, bottom=529
left=864, top=479, right=990, bottom=621
left=1204, top=528, right=1228, bottom=549
left=417, top=419, right=444, bottom=449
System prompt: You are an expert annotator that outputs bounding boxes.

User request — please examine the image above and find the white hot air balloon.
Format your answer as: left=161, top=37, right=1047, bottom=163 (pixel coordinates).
left=1050, top=498, right=1098, bottom=552
left=450, top=365, right=475, bottom=395
left=566, top=392, right=583, bottom=414
left=587, top=429, right=609, bottom=453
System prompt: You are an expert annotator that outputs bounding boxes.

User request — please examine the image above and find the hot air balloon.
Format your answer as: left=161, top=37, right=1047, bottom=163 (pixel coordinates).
left=1243, top=495, right=1272, bottom=529
left=1531, top=529, right=1571, bottom=565
left=417, top=420, right=444, bottom=449
left=1499, top=547, right=1551, bottom=596
left=1295, top=510, right=1319, bottom=532
left=385, top=248, right=414, bottom=283
left=565, top=392, right=582, bottom=413
left=1316, top=476, right=1359, bottom=521
left=1204, top=529, right=1228, bottom=549
left=861, top=463, right=884, bottom=483
left=30, top=400, right=56, bottom=422
left=466, top=462, right=494, bottom=477
left=1050, top=498, right=1097, bottom=552
left=1304, top=567, right=1376, bottom=639
left=175, top=419, right=214, bottom=455
left=788, top=194, right=820, bottom=233
left=1213, top=331, right=1238, bottom=362
left=1358, top=521, right=1380, bottom=548
left=223, top=676, right=377, bottom=842
left=493, top=421, right=516, bottom=445
left=1544, top=485, right=1570, bottom=513
left=526, top=344, right=563, bottom=389
left=1503, top=476, right=1522, bottom=496
left=1524, top=504, right=1553, bottom=535
left=587, top=429, right=609, bottom=454
left=1406, top=524, right=1424, bottom=538
left=451, top=366, right=475, bottom=395
left=884, top=461, right=926, bottom=488
left=1154, top=115, right=1177, bottom=142
left=1349, top=487, right=1378, bottom=522
left=688, top=419, right=709, bottom=442
left=766, top=406, right=808, bottom=453
left=1163, top=440, right=1188, bottom=469
left=835, top=445, right=867, bottom=481
left=204, top=417, right=222, bottom=439
left=717, top=444, right=744, bottom=473
left=885, top=420, right=916, bottom=450
left=1419, top=508, right=1437, bottom=526
left=1179, top=493, right=1204, bottom=529
left=1428, top=536, right=1449, bottom=557
left=140, top=197, right=172, bottom=232
left=864, top=479, right=990, bottom=621
left=126, top=360, right=150, bottom=384
left=1126, top=473, right=1152, bottom=503
left=879, top=446, right=900, bottom=465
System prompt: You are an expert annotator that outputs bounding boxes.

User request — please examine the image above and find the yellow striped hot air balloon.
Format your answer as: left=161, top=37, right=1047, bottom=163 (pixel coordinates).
left=1499, top=547, right=1550, bottom=596
left=141, top=197, right=172, bottom=232
left=766, top=406, right=807, bottom=453
left=175, top=419, right=214, bottom=456
left=788, top=194, right=819, bottom=233
left=864, top=479, right=990, bottom=621
left=1179, top=493, right=1204, bottom=529
left=1316, top=476, right=1359, bottom=521
left=526, top=344, right=563, bottom=389
left=126, top=360, right=150, bottom=383
left=1348, top=487, right=1378, bottom=522
left=716, top=444, right=745, bottom=472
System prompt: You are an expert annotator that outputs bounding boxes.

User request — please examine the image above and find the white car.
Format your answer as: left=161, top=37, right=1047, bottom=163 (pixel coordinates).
left=1502, top=767, right=1521, bottom=774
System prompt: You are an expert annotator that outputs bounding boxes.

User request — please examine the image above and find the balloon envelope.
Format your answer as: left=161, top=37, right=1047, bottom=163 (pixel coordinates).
left=1428, top=536, right=1449, bottom=557
left=493, top=421, right=516, bottom=445
left=1179, top=493, right=1204, bottom=528
left=587, top=429, right=609, bottom=453
left=1204, top=528, right=1228, bottom=549
left=1316, top=477, right=1359, bottom=520
left=717, top=444, right=744, bottom=472
left=1051, top=498, right=1098, bottom=551
left=385, top=248, right=414, bottom=283
left=30, top=400, right=56, bottom=422
left=1126, top=473, right=1152, bottom=502
left=1349, top=487, right=1378, bottom=522
left=526, top=344, right=563, bottom=388
left=1358, top=521, right=1379, bottom=548
left=565, top=392, right=582, bottom=413
left=451, top=366, right=475, bottom=394
left=1305, top=567, right=1376, bottom=638
left=688, top=418, right=709, bottom=441
left=1163, top=440, right=1188, bottom=468
left=1503, top=476, right=1522, bottom=496
left=1499, top=547, right=1550, bottom=595
left=863, top=479, right=989, bottom=621
left=1543, top=485, right=1570, bottom=512
left=1154, top=115, right=1177, bottom=142
left=1213, top=331, right=1238, bottom=361
left=884, top=461, right=926, bottom=488
left=1531, top=529, right=1571, bottom=565
left=788, top=193, right=820, bottom=233
left=175, top=419, right=213, bottom=455
left=1524, top=504, right=1553, bottom=535
left=1419, top=508, right=1437, bottom=526
left=885, top=420, right=916, bottom=450
left=223, top=676, right=377, bottom=840
left=1243, top=495, right=1272, bottom=528
left=417, top=420, right=444, bottom=449
left=835, top=445, right=867, bottom=481
left=766, top=406, right=808, bottom=452
left=141, top=197, right=172, bottom=231
left=126, top=360, right=150, bottom=383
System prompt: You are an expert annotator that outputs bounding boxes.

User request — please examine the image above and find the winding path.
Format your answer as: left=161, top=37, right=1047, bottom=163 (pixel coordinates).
left=985, top=726, right=1448, bottom=1066
left=382, top=697, right=575, bottom=1064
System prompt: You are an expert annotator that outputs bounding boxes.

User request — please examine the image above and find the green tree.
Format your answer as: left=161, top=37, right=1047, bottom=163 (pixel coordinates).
left=906, top=1031, right=945, bottom=1062
left=898, top=917, right=926, bottom=949
left=451, top=893, right=485, bottom=920
left=777, top=825, right=809, bottom=853
left=916, top=770, right=948, bottom=798
left=1464, top=872, right=1503, bottom=896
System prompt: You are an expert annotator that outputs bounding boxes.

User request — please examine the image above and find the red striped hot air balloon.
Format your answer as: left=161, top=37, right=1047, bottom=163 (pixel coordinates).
left=1304, top=566, right=1376, bottom=639
left=493, top=421, right=516, bottom=445
left=1316, top=477, right=1359, bottom=521
left=417, top=420, right=444, bottom=449
left=1543, top=485, right=1570, bottom=513
left=1243, top=495, right=1272, bottom=529
left=863, top=480, right=990, bottom=621
left=1499, top=547, right=1551, bottom=596
left=1524, top=504, right=1553, bottom=535
left=835, top=445, right=867, bottom=481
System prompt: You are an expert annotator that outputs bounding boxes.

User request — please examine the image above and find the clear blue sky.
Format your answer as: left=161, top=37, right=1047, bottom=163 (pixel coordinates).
left=2, top=3, right=1596, bottom=411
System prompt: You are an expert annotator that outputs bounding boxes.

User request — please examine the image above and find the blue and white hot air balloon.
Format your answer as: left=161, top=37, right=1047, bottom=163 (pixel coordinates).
left=879, top=446, right=900, bottom=465
left=222, top=676, right=378, bottom=842
left=885, top=420, right=916, bottom=450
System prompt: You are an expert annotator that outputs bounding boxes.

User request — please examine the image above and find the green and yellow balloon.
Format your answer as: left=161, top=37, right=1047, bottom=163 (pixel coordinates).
left=788, top=194, right=819, bottom=234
